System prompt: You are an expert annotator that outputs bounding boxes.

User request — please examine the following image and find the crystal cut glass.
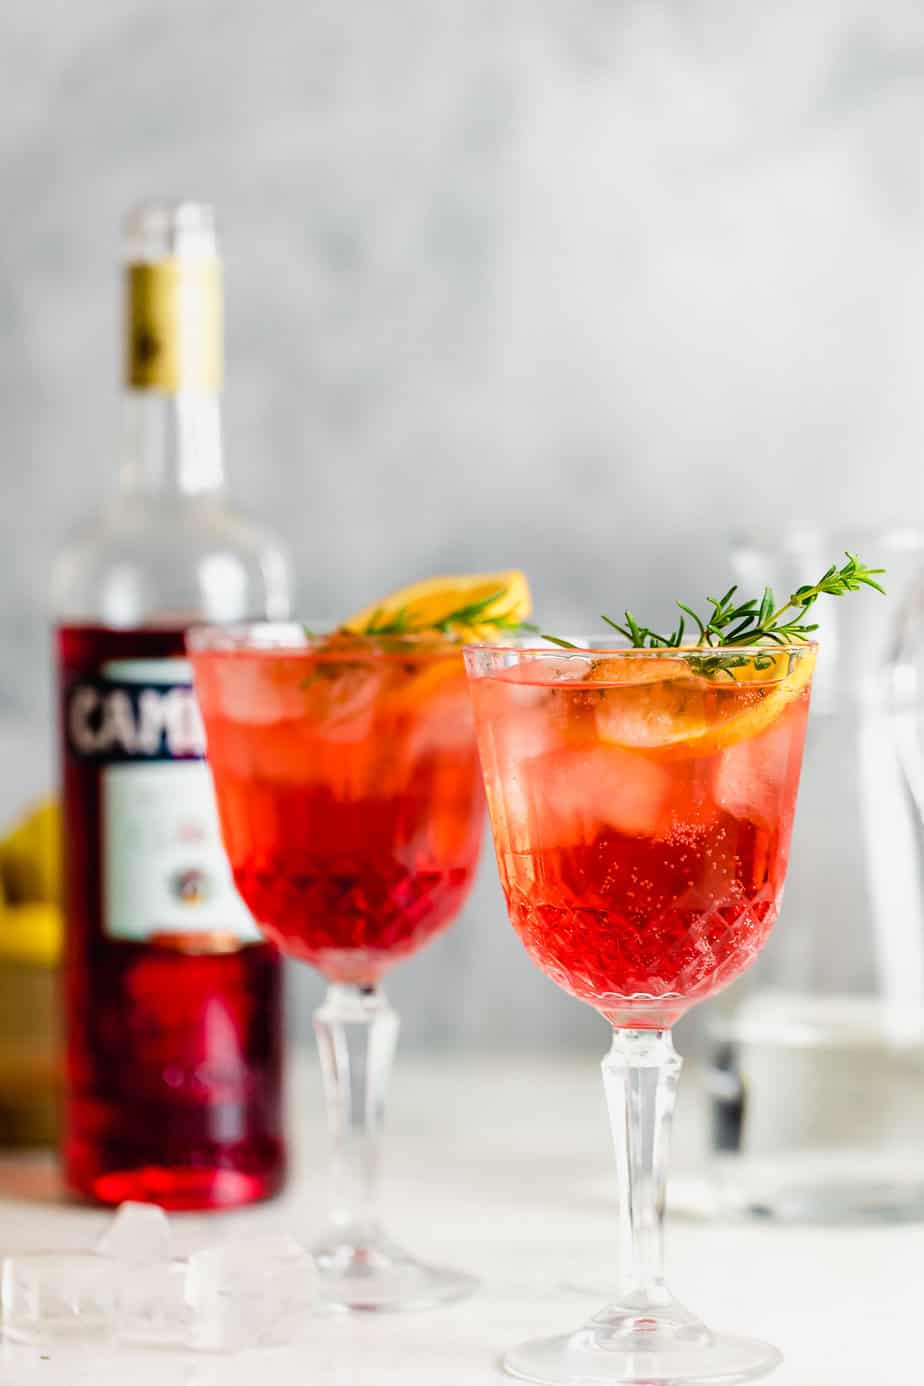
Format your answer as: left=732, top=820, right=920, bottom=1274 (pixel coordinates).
left=465, top=641, right=816, bottom=1384
left=189, top=624, right=482, bottom=1311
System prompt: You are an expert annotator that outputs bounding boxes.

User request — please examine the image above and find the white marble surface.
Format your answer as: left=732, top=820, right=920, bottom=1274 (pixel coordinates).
left=0, top=1052, right=912, bottom=1383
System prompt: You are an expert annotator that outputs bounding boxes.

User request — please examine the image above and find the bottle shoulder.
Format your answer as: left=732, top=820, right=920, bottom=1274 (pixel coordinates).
left=52, top=495, right=292, bottom=624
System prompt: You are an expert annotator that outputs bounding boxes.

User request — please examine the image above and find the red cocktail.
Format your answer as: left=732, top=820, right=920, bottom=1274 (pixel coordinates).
left=192, top=639, right=482, bottom=981
left=189, top=625, right=483, bottom=1311
left=471, top=651, right=811, bottom=1028
left=465, top=642, right=815, bottom=1384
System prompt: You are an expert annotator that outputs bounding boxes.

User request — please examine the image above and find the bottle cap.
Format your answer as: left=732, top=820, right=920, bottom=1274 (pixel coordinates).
left=123, top=201, right=222, bottom=392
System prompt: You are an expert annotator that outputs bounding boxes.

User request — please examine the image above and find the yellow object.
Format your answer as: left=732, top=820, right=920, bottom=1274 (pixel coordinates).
left=595, top=649, right=816, bottom=757
left=125, top=258, right=222, bottom=392
left=0, top=799, right=63, bottom=966
left=0, top=797, right=60, bottom=904
left=345, top=570, right=532, bottom=640
left=0, top=903, right=61, bottom=967
left=722, top=650, right=794, bottom=684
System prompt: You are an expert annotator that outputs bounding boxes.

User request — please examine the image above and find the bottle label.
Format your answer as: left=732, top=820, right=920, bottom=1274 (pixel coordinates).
left=125, top=259, right=222, bottom=392
left=66, top=657, right=260, bottom=946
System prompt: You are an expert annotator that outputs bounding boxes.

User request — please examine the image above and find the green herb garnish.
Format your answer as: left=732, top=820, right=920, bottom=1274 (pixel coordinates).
left=357, top=589, right=537, bottom=639
left=543, top=552, right=885, bottom=676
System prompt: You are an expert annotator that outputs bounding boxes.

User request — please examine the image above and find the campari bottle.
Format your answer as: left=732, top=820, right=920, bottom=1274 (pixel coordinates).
left=52, top=202, right=291, bottom=1209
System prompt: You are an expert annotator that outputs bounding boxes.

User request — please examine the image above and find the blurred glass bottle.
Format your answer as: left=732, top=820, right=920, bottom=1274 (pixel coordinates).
left=52, top=203, right=292, bottom=1209
left=707, top=528, right=924, bottom=1223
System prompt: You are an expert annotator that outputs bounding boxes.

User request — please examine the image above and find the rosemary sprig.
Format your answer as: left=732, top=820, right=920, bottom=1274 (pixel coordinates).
left=299, top=583, right=535, bottom=688
left=358, top=589, right=537, bottom=638
left=542, top=552, right=886, bottom=675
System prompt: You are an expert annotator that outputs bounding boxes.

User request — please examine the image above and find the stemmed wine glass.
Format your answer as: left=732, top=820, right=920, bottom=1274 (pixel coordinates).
left=464, top=640, right=816, bottom=1383
left=189, top=624, right=484, bottom=1312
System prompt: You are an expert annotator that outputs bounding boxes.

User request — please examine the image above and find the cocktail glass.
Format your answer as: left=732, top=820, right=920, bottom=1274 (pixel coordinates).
left=189, top=624, right=484, bottom=1311
left=464, top=642, right=816, bottom=1383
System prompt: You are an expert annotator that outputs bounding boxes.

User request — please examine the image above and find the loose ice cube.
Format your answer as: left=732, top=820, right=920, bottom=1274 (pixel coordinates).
left=186, top=1235, right=319, bottom=1352
left=1, top=1251, right=116, bottom=1344
left=115, top=1258, right=193, bottom=1349
left=98, top=1200, right=171, bottom=1266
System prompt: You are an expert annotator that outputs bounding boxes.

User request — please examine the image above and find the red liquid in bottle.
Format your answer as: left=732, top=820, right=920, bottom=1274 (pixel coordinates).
left=58, top=623, right=285, bottom=1210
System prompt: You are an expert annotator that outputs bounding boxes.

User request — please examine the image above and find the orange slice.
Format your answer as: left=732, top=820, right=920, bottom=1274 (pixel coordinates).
left=594, top=649, right=815, bottom=757
left=588, top=656, right=691, bottom=685
left=344, top=570, right=531, bottom=640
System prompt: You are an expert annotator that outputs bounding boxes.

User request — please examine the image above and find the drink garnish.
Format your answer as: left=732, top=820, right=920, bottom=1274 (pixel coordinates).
left=342, top=571, right=534, bottom=641
left=300, top=573, right=534, bottom=689
left=544, top=552, right=885, bottom=676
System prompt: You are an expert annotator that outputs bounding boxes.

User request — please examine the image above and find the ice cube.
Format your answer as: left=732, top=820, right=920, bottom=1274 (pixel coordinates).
left=472, top=668, right=597, bottom=835
left=713, top=716, right=792, bottom=827
left=500, top=655, right=595, bottom=684
left=522, top=745, right=674, bottom=845
left=402, top=665, right=474, bottom=755
left=1, top=1251, right=116, bottom=1344
left=115, top=1257, right=194, bottom=1349
left=97, top=1200, right=171, bottom=1266
left=310, top=663, right=387, bottom=745
left=500, top=703, right=563, bottom=765
left=592, top=665, right=700, bottom=753
left=186, top=1234, right=320, bottom=1352
left=207, top=658, right=290, bottom=727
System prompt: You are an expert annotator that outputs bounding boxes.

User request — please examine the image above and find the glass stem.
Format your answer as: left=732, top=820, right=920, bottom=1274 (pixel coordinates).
left=602, top=1027, right=682, bottom=1309
left=314, top=982, right=399, bottom=1243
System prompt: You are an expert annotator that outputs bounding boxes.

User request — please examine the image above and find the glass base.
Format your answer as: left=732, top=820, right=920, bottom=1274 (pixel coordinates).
left=313, top=1229, right=477, bottom=1313
left=504, top=1303, right=781, bottom=1385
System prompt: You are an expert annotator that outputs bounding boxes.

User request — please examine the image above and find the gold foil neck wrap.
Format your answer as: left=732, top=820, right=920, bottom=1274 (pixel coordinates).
left=125, top=258, right=222, bottom=391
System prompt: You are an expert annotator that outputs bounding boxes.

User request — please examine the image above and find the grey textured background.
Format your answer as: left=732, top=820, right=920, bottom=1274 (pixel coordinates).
left=3, top=0, right=924, bottom=1050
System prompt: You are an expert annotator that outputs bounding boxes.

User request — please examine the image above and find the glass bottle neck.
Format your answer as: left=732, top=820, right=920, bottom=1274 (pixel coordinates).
left=120, top=389, right=225, bottom=497
left=120, top=202, right=225, bottom=500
